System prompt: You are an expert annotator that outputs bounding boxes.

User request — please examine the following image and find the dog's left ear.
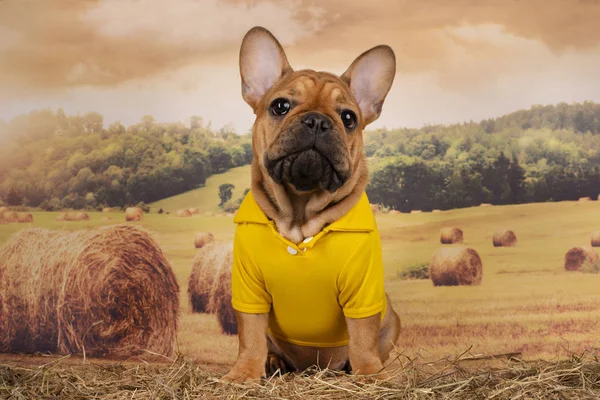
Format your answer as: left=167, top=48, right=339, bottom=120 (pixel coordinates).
left=341, top=45, right=396, bottom=126
left=239, top=26, right=293, bottom=110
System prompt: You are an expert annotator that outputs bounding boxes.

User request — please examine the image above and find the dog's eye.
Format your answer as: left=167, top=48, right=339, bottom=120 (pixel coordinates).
left=270, top=98, right=291, bottom=116
left=341, top=110, right=357, bottom=130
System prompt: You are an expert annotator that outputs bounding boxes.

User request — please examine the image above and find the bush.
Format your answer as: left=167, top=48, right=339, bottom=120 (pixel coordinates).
left=219, top=183, right=235, bottom=206
left=223, top=200, right=240, bottom=214
left=136, top=202, right=151, bottom=213
left=397, top=262, right=430, bottom=280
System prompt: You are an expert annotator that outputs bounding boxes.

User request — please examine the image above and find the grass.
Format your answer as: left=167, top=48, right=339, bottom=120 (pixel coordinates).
left=150, top=165, right=252, bottom=215
left=2, top=195, right=600, bottom=396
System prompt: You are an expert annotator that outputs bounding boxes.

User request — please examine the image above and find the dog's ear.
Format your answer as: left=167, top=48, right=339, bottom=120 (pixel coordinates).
left=239, top=26, right=293, bottom=110
left=341, top=45, right=396, bottom=126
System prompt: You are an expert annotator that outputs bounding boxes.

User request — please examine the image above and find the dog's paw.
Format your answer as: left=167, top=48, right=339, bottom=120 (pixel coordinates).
left=266, top=352, right=290, bottom=377
left=220, top=361, right=265, bottom=385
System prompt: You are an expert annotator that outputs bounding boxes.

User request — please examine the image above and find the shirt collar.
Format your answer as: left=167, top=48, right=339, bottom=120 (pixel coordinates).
left=233, top=190, right=376, bottom=233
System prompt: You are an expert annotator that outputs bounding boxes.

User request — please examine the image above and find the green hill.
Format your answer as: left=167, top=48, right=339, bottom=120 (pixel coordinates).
left=150, top=165, right=251, bottom=214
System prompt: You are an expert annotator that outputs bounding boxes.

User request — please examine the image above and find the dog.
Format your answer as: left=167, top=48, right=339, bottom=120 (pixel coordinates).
left=221, top=26, right=401, bottom=384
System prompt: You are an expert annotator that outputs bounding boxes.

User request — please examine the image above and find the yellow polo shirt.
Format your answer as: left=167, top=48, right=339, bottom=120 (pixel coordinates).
left=231, top=190, right=386, bottom=348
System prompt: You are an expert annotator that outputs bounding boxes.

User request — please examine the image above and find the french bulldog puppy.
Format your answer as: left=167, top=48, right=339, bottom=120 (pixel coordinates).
left=222, top=26, right=401, bottom=384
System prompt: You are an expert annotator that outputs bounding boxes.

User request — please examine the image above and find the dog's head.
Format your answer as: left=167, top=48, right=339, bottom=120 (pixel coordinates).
left=239, top=27, right=396, bottom=195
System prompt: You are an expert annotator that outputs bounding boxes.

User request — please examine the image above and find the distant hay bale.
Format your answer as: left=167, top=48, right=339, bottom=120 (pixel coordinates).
left=56, top=212, right=68, bottom=221
left=480, top=203, right=492, bottom=207
left=430, top=247, right=483, bottom=287
left=188, top=242, right=232, bottom=313
left=0, top=207, right=8, bottom=214
left=493, top=230, right=517, bottom=247
left=3, top=211, right=18, bottom=223
left=440, top=227, right=463, bottom=244
left=432, top=209, right=441, bottom=213
left=564, top=246, right=600, bottom=272
left=211, top=264, right=237, bottom=335
left=75, top=212, right=89, bottom=221
left=578, top=197, right=591, bottom=202
left=592, top=232, right=600, bottom=247
left=188, top=207, right=200, bottom=215
left=410, top=210, right=422, bottom=214
left=194, top=232, right=215, bottom=249
left=389, top=210, right=401, bottom=215
left=102, top=208, right=113, bottom=213
left=370, top=204, right=380, bottom=214
left=176, top=209, right=192, bottom=218
left=125, top=207, right=143, bottom=222
left=17, top=213, right=33, bottom=223
left=0, top=225, right=179, bottom=357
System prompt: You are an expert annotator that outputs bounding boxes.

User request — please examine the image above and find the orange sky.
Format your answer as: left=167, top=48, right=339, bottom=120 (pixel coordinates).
left=1, top=0, right=600, bottom=132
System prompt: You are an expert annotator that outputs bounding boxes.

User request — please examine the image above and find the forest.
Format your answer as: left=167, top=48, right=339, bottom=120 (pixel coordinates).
left=0, top=102, right=599, bottom=211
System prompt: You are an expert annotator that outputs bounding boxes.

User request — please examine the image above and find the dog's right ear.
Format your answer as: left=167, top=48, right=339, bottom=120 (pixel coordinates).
left=239, top=26, right=293, bottom=110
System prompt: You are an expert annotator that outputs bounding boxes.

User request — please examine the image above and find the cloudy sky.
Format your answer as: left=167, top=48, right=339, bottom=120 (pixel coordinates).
left=1, top=0, right=600, bottom=133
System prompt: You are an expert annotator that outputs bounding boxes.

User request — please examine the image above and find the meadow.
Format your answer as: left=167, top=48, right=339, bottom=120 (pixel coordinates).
left=1, top=165, right=600, bottom=373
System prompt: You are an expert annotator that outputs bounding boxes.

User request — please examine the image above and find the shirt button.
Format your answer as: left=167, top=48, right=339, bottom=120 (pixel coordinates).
left=287, top=246, right=298, bottom=255
left=303, top=236, right=314, bottom=243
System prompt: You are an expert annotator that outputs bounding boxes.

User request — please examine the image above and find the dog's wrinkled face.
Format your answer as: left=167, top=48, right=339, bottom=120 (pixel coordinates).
left=258, top=71, right=361, bottom=193
left=240, top=26, right=396, bottom=195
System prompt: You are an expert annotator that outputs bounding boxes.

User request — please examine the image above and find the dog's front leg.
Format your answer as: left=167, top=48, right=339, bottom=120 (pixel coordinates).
left=345, top=314, right=389, bottom=379
left=221, top=312, right=269, bottom=384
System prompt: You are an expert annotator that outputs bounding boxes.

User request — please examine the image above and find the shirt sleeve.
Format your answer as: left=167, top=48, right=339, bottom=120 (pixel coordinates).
left=337, top=232, right=386, bottom=319
left=231, top=225, right=272, bottom=314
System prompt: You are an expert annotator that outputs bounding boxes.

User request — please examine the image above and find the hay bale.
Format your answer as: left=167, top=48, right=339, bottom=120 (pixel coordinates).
left=370, top=204, right=379, bottom=214
left=0, top=225, right=179, bottom=357
left=204, top=243, right=237, bottom=335
left=0, top=207, right=8, bottom=215
left=430, top=247, right=483, bottom=287
left=75, top=212, right=89, bottom=221
left=102, top=207, right=113, bottom=213
left=410, top=210, right=422, bottom=214
left=188, top=207, right=200, bottom=215
left=188, top=242, right=231, bottom=313
left=194, top=232, right=215, bottom=249
left=564, top=246, right=600, bottom=271
left=578, top=197, right=591, bottom=202
left=479, top=203, right=492, bottom=207
left=591, top=232, right=600, bottom=247
left=3, top=211, right=18, bottom=223
left=17, top=213, right=33, bottom=223
left=389, top=210, right=401, bottom=215
left=56, top=212, right=68, bottom=221
left=493, top=230, right=517, bottom=247
left=125, top=207, right=143, bottom=222
left=440, top=227, right=463, bottom=244
left=176, top=209, right=192, bottom=218
left=432, top=209, right=441, bottom=213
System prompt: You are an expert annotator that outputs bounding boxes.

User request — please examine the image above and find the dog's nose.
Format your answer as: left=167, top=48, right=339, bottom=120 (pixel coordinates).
left=301, top=113, right=332, bottom=134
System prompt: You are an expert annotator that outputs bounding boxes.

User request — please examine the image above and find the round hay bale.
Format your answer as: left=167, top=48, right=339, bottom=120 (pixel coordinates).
left=3, top=211, right=18, bottom=223
left=188, top=241, right=231, bottom=313
left=440, top=227, right=463, bottom=244
left=479, top=203, right=492, bottom=207
left=432, top=209, right=441, bottom=213
left=389, top=210, right=401, bottom=215
left=579, top=197, right=591, bottom=202
left=206, top=245, right=236, bottom=335
left=493, top=230, right=517, bottom=247
left=0, top=207, right=8, bottom=215
left=0, top=225, right=179, bottom=357
left=188, top=207, right=200, bottom=215
left=430, top=247, right=483, bottom=287
left=410, top=210, right=422, bottom=214
left=75, top=212, right=89, bottom=221
left=194, top=232, right=215, bottom=249
left=17, top=213, right=33, bottom=223
left=591, top=232, right=600, bottom=247
left=125, top=207, right=143, bottom=222
left=565, top=246, right=600, bottom=271
left=56, top=212, right=68, bottom=222
left=176, top=209, right=192, bottom=218
left=370, top=204, right=379, bottom=214
left=102, top=207, right=113, bottom=213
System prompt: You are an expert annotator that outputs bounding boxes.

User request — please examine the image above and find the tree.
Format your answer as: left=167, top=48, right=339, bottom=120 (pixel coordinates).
left=219, top=183, right=235, bottom=206
left=507, top=158, right=526, bottom=203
